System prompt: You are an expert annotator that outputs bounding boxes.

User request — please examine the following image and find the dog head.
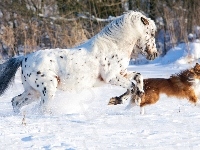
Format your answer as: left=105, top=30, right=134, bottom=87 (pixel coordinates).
left=191, top=63, right=200, bottom=79
left=194, top=63, right=200, bottom=74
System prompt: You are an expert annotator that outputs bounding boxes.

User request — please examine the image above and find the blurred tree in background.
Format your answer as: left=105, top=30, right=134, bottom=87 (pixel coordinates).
left=0, top=0, right=200, bottom=59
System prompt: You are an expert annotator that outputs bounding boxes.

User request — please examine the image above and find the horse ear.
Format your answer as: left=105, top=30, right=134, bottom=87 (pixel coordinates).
left=141, top=17, right=149, bottom=25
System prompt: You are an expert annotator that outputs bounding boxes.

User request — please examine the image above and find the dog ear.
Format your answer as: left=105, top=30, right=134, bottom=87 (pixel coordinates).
left=141, top=17, right=149, bottom=25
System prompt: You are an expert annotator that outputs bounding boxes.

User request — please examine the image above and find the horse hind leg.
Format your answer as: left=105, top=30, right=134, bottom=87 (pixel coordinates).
left=36, top=77, right=58, bottom=113
left=12, top=87, right=40, bottom=113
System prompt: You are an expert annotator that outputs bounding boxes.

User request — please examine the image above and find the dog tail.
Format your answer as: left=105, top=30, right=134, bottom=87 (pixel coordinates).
left=0, top=56, right=24, bottom=95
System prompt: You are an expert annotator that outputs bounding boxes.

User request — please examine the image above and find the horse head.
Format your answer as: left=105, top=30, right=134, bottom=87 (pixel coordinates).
left=133, top=16, right=158, bottom=60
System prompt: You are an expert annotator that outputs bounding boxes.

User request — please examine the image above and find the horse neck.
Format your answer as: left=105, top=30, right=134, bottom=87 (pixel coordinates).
left=93, top=27, right=138, bottom=57
left=77, top=13, right=140, bottom=58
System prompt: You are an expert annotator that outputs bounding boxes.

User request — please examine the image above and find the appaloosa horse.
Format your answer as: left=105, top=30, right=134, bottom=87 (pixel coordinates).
left=0, top=11, right=158, bottom=113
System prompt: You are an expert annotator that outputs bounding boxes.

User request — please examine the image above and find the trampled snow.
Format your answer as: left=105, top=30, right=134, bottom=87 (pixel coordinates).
left=1, top=42, right=200, bottom=149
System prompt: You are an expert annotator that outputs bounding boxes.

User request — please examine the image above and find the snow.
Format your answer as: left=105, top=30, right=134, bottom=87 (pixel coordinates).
left=1, top=42, right=200, bottom=149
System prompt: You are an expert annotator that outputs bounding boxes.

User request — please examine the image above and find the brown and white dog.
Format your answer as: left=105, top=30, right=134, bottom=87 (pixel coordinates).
left=108, top=63, right=200, bottom=114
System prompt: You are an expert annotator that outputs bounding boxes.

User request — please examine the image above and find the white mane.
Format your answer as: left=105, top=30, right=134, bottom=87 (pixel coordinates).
left=77, top=11, right=156, bottom=54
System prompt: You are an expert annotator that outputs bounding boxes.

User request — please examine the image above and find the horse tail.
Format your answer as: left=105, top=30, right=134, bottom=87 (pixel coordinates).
left=0, top=56, right=24, bottom=95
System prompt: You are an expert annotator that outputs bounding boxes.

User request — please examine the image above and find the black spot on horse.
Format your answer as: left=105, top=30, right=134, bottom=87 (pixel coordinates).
left=41, top=74, right=45, bottom=77
left=37, top=71, right=41, bottom=74
left=60, top=56, right=63, bottom=58
left=134, top=75, right=138, bottom=80
left=22, top=70, right=23, bottom=74
left=25, top=58, right=27, bottom=62
left=25, top=98, right=28, bottom=101
left=37, top=85, right=39, bottom=87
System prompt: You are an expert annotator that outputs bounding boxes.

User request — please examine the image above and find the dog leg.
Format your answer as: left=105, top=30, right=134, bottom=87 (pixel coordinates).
left=140, top=107, right=145, bottom=115
left=125, top=100, right=137, bottom=110
left=188, top=94, right=198, bottom=104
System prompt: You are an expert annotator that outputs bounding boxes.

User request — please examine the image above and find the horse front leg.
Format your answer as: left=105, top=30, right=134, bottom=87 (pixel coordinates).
left=108, top=72, right=144, bottom=105
left=126, top=72, right=144, bottom=94
left=108, top=89, right=131, bottom=105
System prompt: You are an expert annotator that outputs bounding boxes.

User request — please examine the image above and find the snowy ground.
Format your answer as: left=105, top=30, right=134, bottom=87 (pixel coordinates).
left=1, top=43, right=200, bottom=149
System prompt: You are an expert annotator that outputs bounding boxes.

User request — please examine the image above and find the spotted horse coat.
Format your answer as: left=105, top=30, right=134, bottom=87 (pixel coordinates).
left=0, top=11, right=158, bottom=113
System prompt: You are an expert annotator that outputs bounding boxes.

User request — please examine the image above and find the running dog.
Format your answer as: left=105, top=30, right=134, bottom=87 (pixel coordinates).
left=108, top=63, right=200, bottom=114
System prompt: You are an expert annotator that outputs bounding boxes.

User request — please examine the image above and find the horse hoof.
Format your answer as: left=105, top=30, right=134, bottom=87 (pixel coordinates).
left=108, top=97, right=122, bottom=105
left=12, top=101, right=21, bottom=113
left=13, top=107, right=20, bottom=114
left=108, top=97, right=117, bottom=105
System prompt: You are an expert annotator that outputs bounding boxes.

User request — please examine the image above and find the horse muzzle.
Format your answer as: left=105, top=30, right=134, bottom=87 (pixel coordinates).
left=146, top=52, right=158, bottom=60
